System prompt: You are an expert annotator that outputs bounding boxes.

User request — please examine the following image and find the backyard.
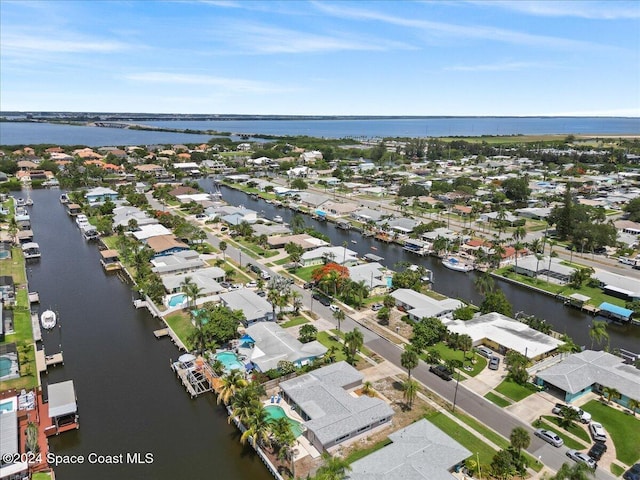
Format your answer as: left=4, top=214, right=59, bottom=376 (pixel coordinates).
left=2, top=289, right=38, bottom=390
left=164, top=311, right=195, bottom=349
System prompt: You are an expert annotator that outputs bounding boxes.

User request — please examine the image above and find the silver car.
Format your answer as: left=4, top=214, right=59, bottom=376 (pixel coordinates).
left=589, top=422, right=607, bottom=442
left=534, top=428, right=564, bottom=447
left=566, top=450, right=597, bottom=469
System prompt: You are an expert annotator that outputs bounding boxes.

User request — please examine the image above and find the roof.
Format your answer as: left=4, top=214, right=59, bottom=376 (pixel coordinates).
left=347, top=419, right=471, bottom=480
left=242, top=322, right=327, bottom=371
left=443, top=312, right=564, bottom=358
left=151, top=250, right=206, bottom=274
left=280, top=362, right=394, bottom=446
left=391, top=289, right=463, bottom=318
left=301, top=246, right=359, bottom=264
left=161, top=267, right=226, bottom=296
left=598, top=302, right=633, bottom=319
left=100, top=249, right=119, bottom=259
left=219, top=289, right=272, bottom=322
left=146, top=235, right=189, bottom=254
left=347, top=263, right=388, bottom=289
left=132, top=224, right=172, bottom=240
left=86, top=186, right=117, bottom=197
left=48, top=380, right=77, bottom=418
left=537, top=350, right=640, bottom=399
left=0, top=411, right=18, bottom=465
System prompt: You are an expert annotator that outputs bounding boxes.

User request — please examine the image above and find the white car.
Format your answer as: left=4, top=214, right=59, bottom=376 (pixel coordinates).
left=245, top=280, right=258, bottom=288
left=329, top=304, right=340, bottom=313
left=589, top=422, right=607, bottom=442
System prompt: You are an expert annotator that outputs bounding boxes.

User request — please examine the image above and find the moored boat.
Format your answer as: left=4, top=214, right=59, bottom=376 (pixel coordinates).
left=60, top=194, right=69, bottom=204
left=41, top=310, right=57, bottom=329
left=441, top=257, right=474, bottom=272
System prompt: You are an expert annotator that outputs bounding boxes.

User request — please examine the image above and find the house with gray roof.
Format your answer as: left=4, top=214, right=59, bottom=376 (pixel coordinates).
left=390, top=289, right=464, bottom=321
left=151, top=250, right=207, bottom=275
left=161, top=266, right=226, bottom=296
left=386, top=217, right=420, bottom=234
left=347, top=262, right=391, bottom=296
left=351, top=208, right=386, bottom=223
left=219, top=289, right=274, bottom=325
left=239, top=322, right=326, bottom=372
left=300, top=246, right=359, bottom=267
left=279, top=361, right=394, bottom=452
left=112, top=206, right=158, bottom=229
left=535, top=350, right=640, bottom=409
left=297, top=192, right=331, bottom=209
left=347, top=419, right=470, bottom=480
left=513, top=255, right=576, bottom=284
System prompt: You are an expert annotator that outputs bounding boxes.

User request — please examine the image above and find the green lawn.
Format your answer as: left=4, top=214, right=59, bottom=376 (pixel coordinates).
left=535, top=419, right=587, bottom=450
left=611, top=464, right=625, bottom=477
left=281, top=316, right=309, bottom=328
left=235, top=239, right=278, bottom=258
left=582, top=399, right=640, bottom=465
left=452, top=411, right=542, bottom=472
left=101, top=235, right=119, bottom=249
left=316, top=331, right=349, bottom=363
left=0, top=247, right=27, bottom=284
left=291, top=265, right=318, bottom=282
left=494, top=378, right=538, bottom=402
left=331, top=329, right=373, bottom=357
left=165, top=312, right=195, bottom=349
left=484, top=392, right=512, bottom=408
left=425, top=411, right=497, bottom=467
left=2, top=289, right=38, bottom=390
left=424, top=342, right=487, bottom=377
left=274, top=256, right=292, bottom=265
left=541, top=415, right=591, bottom=443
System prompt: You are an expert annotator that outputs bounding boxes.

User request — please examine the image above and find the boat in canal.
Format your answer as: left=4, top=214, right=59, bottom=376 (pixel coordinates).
left=41, top=309, right=57, bottom=329
left=21, top=242, right=41, bottom=259
left=60, top=193, right=69, bottom=204
left=441, top=257, right=474, bottom=272
left=273, top=215, right=283, bottom=223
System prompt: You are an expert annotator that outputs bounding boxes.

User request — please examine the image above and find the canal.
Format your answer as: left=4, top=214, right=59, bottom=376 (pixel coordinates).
left=203, top=180, right=640, bottom=352
left=21, top=188, right=271, bottom=480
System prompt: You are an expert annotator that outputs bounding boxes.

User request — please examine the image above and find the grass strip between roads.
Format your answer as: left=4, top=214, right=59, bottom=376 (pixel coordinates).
left=536, top=419, right=586, bottom=450
left=541, top=415, right=591, bottom=443
left=484, top=392, right=512, bottom=408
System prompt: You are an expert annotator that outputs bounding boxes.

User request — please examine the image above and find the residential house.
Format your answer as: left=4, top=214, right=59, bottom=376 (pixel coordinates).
left=238, top=322, right=327, bottom=372
left=151, top=250, right=207, bottom=275
left=279, top=361, right=394, bottom=452
left=146, top=235, right=190, bottom=258
left=347, top=263, right=391, bottom=296
left=85, top=187, right=118, bottom=204
left=131, top=224, right=172, bottom=242
left=219, top=290, right=274, bottom=325
left=267, top=234, right=328, bottom=251
left=513, top=255, right=575, bottom=284
left=300, top=246, right=359, bottom=267
left=112, top=206, right=158, bottom=230
left=351, top=208, right=386, bottom=224
left=321, top=201, right=359, bottom=217
left=161, top=267, right=226, bottom=296
left=390, top=289, right=463, bottom=320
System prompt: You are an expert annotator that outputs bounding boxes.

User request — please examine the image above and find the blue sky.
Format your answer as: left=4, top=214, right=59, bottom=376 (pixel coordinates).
left=1, top=0, right=639, bottom=116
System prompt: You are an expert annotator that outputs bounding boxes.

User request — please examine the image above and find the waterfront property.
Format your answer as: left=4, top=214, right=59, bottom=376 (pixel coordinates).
left=45, top=380, right=79, bottom=436
left=279, top=361, right=394, bottom=452
left=161, top=266, right=226, bottom=297
left=238, top=322, right=326, bottom=372
left=513, top=255, right=575, bottom=284
left=151, top=250, right=207, bottom=275
left=213, top=351, right=246, bottom=374
left=346, top=419, right=471, bottom=480
left=0, top=345, right=20, bottom=380
left=146, top=235, right=190, bottom=258
left=99, top=249, right=122, bottom=271
left=347, top=262, right=392, bottom=296
left=264, top=405, right=304, bottom=438
left=443, top=312, right=564, bottom=361
left=300, top=246, right=359, bottom=267
left=219, top=290, right=274, bottom=326
left=535, top=350, right=640, bottom=408
left=85, top=186, right=118, bottom=204
left=390, top=289, right=464, bottom=321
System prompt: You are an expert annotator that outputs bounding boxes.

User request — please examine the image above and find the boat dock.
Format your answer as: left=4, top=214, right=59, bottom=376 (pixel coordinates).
left=35, top=348, right=64, bottom=374
left=28, top=291, right=40, bottom=303
left=153, top=328, right=169, bottom=338
left=171, top=359, right=214, bottom=398
left=31, top=313, right=42, bottom=342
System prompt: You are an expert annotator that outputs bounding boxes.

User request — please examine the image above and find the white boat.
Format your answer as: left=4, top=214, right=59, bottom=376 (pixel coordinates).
left=25, top=198, right=34, bottom=206
left=60, top=194, right=69, bottom=204
left=41, top=310, right=57, bottom=329
left=441, top=257, right=474, bottom=272
left=82, top=225, right=99, bottom=241
left=21, top=242, right=41, bottom=259
left=273, top=215, right=283, bottom=223
left=16, top=198, right=26, bottom=207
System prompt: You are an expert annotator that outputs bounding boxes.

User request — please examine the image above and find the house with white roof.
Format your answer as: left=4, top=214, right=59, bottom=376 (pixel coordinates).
left=279, top=361, right=394, bottom=452
left=535, top=350, right=640, bottom=407
left=238, top=322, right=327, bottom=372
left=513, top=255, right=576, bottom=284
left=219, top=289, right=274, bottom=325
left=390, top=289, right=463, bottom=321
left=443, top=312, right=564, bottom=361
left=300, top=246, right=359, bottom=267
left=151, top=250, right=207, bottom=275
left=132, top=224, right=172, bottom=241
left=347, top=262, right=391, bottom=295
left=161, top=267, right=226, bottom=296
left=347, top=419, right=470, bottom=480
left=112, top=206, right=158, bottom=229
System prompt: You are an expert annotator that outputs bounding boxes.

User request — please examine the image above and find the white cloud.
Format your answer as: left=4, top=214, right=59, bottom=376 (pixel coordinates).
left=213, top=23, right=415, bottom=54
left=468, top=1, right=640, bottom=20
left=312, top=2, right=620, bottom=51
left=123, top=72, right=291, bottom=94
left=2, top=32, right=129, bottom=55
left=446, top=61, right=553, bottom=72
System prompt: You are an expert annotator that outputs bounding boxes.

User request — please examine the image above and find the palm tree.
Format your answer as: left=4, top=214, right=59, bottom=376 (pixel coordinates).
left=602, top=386, right=621, bottom=405
left=552, top=461, right=595, bottom=479
left=432, top=236, right=448, bottom=257
left=528, top=238, right=541, bottom=254
left=627, top=398, right=640, bottom=416
left=219, top=240, right=227, bottom=261
left=230, top=386, right=260, bottom=425
left=401, top=345, right=419, bottom=380
left=217, top=370, right=247, bottom=405
left=558, top=406, right=580, bottom=430
left=403, top=379, right=419, bottom=409
left=180, top=276, right=202, bottom=310
left=474, top=271, right=495, bottom=295
left=333, top=308, right=345, bottom=332
left=271, top=417, right=296, bottom=477
left=589, top=321, right=608, bottom=349
left=291, top=291, right=303, bottom=314
left=240, top=404, right=271, bottom=448
left=361, top=381, right=374, bottom=396
left=509, top=427, right=530, bottom=462
left=343, top=328, right=364, bottom=365
left=315, top=452, right=352, bottom=480
left=459, top=334, right=473, bottom=364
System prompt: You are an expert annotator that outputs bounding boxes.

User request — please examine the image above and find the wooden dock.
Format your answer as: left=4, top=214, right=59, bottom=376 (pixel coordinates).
left=35, top=349, right=64, bottom=373
left=171, top=360, right=214, bottom=398
left=28, top=291, right=40, bottom=303
left=153, top=328, right=169, bottom=338
left=31, top=313, right=42, bottom=342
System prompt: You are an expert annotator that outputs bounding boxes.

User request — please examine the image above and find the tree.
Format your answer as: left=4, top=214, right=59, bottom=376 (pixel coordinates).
left=277, top=360, right=296, bottom=375
left=589, top=321, right=608, bottom=350
left=291, top=291, right=303, bottom=314
left=284, top=242, right=304, bottom=265
left=551, top=461, right=595, bottom=479
left=627, top=398, right=640, bottom=416
left=504, top=351, right=529, bottom=385
left=315, top=452, right=352, bottom=480
left=217, top=370, right=248, bottom=405
left=558, top=406, right=580, bottom=430
left=376, top=307, right=390, bottom=325
left=602, top=386, right=621, bottom=404
left=453, top=305, right=475, bottom=320
left=569, top=267, right=594, bottom=289
left=291, top=178, right=308, bottom=190
left=240, top=404, right=272, bottom=448
left=290, top=214, right=306, bottom=234
left=401, top=345, right=419, bottom=380
left=333, top=308, right=345, bottom=333
left=403, top=379, right=419, bottom=409
left=479, top=290, right=512, bottom=316
left=474, top=271, right=495, bottom=295
left=313, top=262, right=349, bottom=296
left=509, top=427, right=530, bottom=463
left=219, top=240, right=227, bottom=261
left=490, top=449, right=517, bottom=480
left=623, top=196, right=640, bottom=223
left=411, top=317, right=448, bottom=351
left=298, top=324, right=318, bottom=343
left=26, top=421, right=39, bottom=454
left=343, top=328, right=363, bottom=365
left=361, top=381, right=374, bottom=396
left=501, top=177, right=531, bottom=203
left=459, top=334, right=473, bottom=363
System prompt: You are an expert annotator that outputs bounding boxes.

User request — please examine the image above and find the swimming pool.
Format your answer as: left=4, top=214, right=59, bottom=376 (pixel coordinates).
left=214, top=351, right=245, bottom=373
left=0, top=353, right=19, bottom=381
left=0, top=250, right=10, bottom=259
left=167, top=293, right=187, bottom=307
left=0, top=397, right=17, bottom=414
left=264, top=405, right=304, bottom=438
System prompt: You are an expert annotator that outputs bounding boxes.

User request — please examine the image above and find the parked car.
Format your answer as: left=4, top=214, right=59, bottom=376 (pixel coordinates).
left=256, top=290, right=266, bottom=297
left=329, top=304, right=340, bottom=313
left=429, top=365, right=453, bottom=381
left=371, top=303, right=383, bottom=311
left=552, top=404, right=592, bottom=423
left=588, top=442, right=607, bottom=461
left=566, top=450, right=597, bottom=469
left=312, top=292, right=331, bottom=306
left=476, top=346, right=493, bottom=358
left=195, top=213, right=208, bottom=220
left=534, top=428, right=564, bottom=447
left=220, top=281, right=231, bottom=289
left=246, top=280, right=257, bottom=288
left=589, top=421, right=607, bottom=442
left=488, top=356, right=500, bottom=370
left=303, top=282, right=314, bottom=289
left=249, top=264, right=261, bottom=274
left=260, top=270, right=271, bottom=280
left=623, top=463, right=640, bottom=480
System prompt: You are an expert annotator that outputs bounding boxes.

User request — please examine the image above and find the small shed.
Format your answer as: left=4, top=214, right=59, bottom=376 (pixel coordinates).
left=47, top=380, right=79, bottom=435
